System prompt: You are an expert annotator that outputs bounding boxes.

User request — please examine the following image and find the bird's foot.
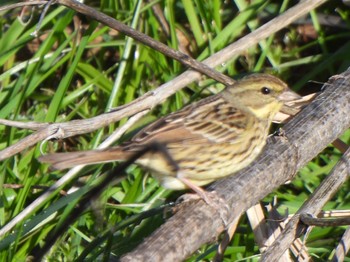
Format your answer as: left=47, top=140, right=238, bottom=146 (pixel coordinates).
left=176, top=175, right=230, bottom=227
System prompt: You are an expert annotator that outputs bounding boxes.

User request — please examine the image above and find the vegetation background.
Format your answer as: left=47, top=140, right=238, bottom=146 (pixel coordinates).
left=0, top=0, right=350, bottom=261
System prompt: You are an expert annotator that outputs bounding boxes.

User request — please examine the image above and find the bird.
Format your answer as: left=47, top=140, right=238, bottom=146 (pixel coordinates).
left=39, top=74, right=300, bottom=196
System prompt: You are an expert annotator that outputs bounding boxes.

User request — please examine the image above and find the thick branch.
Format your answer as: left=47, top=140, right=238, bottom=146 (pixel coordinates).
left=121, top=69, right=350, bottom=261
left=261, top=134, right=350, bottom=260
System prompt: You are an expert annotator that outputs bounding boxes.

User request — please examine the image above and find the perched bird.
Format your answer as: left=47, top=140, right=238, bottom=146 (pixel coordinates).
left=39, top=74, right=300, bottom=194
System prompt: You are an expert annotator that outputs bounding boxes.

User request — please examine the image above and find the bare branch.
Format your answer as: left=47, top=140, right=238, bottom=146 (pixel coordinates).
left=0, top=125, right=58, bottom=161
left=300, top=214, right=350, bottom=227
left=57, top=0, right=235, bottom=86
left=0, top=1, right=48, bottom=12
left=261, top=93, right=350, bottom=261
left=0, top=119, right=49, bottom=130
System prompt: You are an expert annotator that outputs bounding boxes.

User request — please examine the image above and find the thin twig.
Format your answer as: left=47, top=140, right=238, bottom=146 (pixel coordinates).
left=0, top=1, right=48, bottom=12
left=56, top=0, right=235, bottom=86
left=300, top=214, right=350, bottom=227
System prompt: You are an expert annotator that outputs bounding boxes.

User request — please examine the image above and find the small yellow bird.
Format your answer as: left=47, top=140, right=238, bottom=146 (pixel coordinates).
left=39, top=74, right=300, bottom=194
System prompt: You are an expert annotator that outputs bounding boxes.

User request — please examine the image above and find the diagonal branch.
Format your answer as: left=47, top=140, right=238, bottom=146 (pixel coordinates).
left=56, top=0, right=235, bottom=86
left=331, top=226, right=350, bottom=261
left=121, top=69, right=350, bottom=261
left=261, top=128, right=350, bottom=260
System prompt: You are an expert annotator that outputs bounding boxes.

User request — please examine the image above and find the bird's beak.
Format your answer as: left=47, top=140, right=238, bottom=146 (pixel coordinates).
left=278, top=88, right=302, bottom=102
left=278, top=88, right=303, bottom=117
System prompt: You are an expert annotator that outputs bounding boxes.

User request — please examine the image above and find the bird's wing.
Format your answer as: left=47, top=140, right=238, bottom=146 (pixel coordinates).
left=123, top=96, right=251, bottom=150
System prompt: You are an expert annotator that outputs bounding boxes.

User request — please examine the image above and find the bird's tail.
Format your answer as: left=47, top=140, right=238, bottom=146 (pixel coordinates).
left=39, top=148, right=132, bottom=170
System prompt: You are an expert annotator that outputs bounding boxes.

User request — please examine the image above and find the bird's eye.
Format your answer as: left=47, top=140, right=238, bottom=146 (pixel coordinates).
left=261, top=87, right=271, bottom=95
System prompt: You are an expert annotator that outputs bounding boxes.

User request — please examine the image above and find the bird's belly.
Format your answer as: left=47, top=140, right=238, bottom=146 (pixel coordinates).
left=136, top=140, right=266, bottom=190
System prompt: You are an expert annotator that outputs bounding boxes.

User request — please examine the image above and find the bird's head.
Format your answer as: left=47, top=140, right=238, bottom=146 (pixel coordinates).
left=223, top=74, right=301, bottom=119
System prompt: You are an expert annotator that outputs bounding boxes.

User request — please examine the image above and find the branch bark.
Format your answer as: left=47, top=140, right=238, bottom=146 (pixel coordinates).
left=331, top=226, right=350, bottom=261
left=261, top=132, right=350, bottom=260
left=121, top=69, right=350, bottom=261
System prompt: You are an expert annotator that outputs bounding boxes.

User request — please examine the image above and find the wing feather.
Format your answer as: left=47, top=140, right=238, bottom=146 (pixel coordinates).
left=122, top=96, right=252, bottom=150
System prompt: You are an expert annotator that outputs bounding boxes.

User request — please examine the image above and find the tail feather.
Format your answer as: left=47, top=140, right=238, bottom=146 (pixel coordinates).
left=39, top=148, right=131, bottom=170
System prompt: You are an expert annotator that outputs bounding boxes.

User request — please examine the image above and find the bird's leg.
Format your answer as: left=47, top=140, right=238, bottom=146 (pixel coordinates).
left=149, top=142, right=230, bottom=226
left=177, top=173, right=230, bottom=227
left=176, top=176, right=211, bottom=203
